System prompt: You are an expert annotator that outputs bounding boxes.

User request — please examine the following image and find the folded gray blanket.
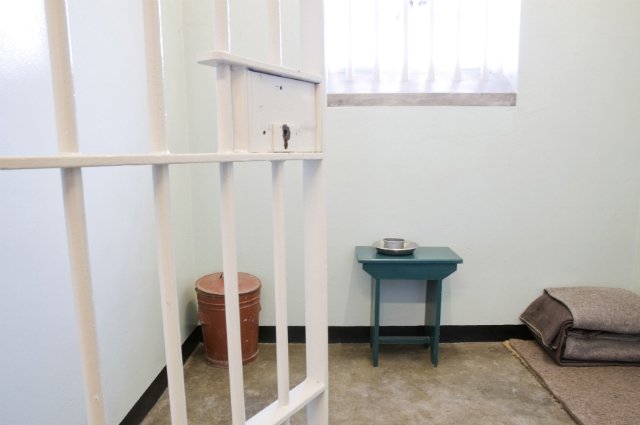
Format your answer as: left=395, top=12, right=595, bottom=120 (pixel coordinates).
left=520, top=287, right=640, bottom=366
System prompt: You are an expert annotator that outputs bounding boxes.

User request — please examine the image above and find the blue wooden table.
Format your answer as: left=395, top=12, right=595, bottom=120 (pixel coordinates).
left=356, top=246, right=463, bottom=367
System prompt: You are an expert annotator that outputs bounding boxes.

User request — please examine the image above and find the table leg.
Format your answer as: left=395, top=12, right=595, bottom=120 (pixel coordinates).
left=371, top=278, right=381, bottom=367
left=425, top=279, right=442, bottom=367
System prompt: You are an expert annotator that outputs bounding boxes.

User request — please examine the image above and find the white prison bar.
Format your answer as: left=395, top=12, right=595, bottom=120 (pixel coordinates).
left=151, top=165, right=188, bottom=425
left=214, top=0, right=231, bottom=54
left=142, top=0, right=189, bottom=423
left=219, top=164, right=246, bottom=424
left=213, top=0, right=233, bottom=154
left=302, top=161, right=329, bottom=424
left=268, top=0, right=283, bottom=66
left=230, top=67, right=250, bottom=152
left=0, top=152, right=323, bottom=170
left=299, top=9, right=329, bottom=419
left=271, top=161, right=291, bottom=409
left=267, top=1, right=292, bottom=419
left=300, top=0, right=326, bottom=162
left=300, top=0, right=329, bottom=399
left=213, top=1, right=247, bottom=423
left=43, top=1, right=106, bottom=423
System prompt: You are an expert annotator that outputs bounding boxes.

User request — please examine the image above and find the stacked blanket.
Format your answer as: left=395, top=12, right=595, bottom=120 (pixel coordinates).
left=520, top=287, right=640, bottom=366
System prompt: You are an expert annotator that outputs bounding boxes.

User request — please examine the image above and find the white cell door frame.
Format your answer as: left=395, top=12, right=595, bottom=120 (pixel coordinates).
left=0, top=0, right=329, bottom=424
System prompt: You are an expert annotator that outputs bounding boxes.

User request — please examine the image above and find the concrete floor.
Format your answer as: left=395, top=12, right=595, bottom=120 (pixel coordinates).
left=142, top=342, right=576, bottom=425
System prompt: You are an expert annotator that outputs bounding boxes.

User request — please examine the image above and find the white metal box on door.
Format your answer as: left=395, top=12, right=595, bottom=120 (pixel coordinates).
left=234, top=69, right=317, bottom=153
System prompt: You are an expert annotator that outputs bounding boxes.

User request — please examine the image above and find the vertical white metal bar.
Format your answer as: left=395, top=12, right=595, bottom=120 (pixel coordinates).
left=271, top=161, right=290, bottom=409
left=402, top=0, right=409, bottom=82
left=61, top=169, right=106, bottom=425
left=301, top=1, right=328, bottom=422
left=43, top=1, right=106, bottom=424
left=214, top=2, right=246, bottom=424
left=230, top=67, right=249, bottom=152
left=219, top=162, right=246, bottom=425
left=302, top=160, right=329, bottom=425
left=300, top=0, right=326, bottom=153
left=214, top=0, right=231, bottom=53
left=151, top=167, right=188, bottom=425
left=268, top=0, right=291, bottom=418
left=217, top=66, right=234, bottom=152
left=214, top=0, right=233, bottom=153
left=142, top=1, right=189, bottom=424
left=268, top=0, right=282, bottom=65
left=45, top=0, right=78, bottom=154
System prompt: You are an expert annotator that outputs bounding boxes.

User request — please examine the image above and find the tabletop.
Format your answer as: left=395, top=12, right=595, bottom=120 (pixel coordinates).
left=356, top=246, right=463, bottom=264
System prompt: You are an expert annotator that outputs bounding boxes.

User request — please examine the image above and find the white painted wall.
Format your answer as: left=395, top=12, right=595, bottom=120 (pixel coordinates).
left=185, top=0, right=640, bottom=328
left=326, top=0, right=640, bottom=325
left=0, top=1, right=196, bottom=424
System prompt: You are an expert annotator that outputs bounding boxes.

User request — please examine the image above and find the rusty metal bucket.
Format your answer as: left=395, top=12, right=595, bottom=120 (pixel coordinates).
left=195, top=272, right=261, bottom=367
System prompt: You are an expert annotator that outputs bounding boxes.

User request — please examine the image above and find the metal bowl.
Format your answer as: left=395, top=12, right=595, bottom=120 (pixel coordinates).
left=373, top=240, right=418, bottom=256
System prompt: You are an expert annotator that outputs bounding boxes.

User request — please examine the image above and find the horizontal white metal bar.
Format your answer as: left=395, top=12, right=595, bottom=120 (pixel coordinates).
left=0, top=152, right=323, bottom=170
left=198, top=51, right=321, bottom=84
left=246, top=378, right=326, bottom=425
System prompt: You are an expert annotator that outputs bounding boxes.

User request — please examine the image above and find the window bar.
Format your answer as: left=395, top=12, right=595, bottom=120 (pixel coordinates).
left=346, top=0, right=354, bottom=82
left=43, top=1, right=106, bottom=423
left=373, top=0, right=380, bottom=82
left=427, top=0, right=435, bottom=82
left=142, top=1, right=189, bottom=424
left=481, top=0, right=490, bottom=81
left=454, top=0, right=462, bottom=82
left=495, top=1, right=504, bottom=77
left=402, top=0, right=409, bottom=82
left=214, top=1, right=247, bottom=424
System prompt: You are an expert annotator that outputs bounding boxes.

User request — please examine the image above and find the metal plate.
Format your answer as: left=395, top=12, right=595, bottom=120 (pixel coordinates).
left=373, top=240, right=418, bottom=256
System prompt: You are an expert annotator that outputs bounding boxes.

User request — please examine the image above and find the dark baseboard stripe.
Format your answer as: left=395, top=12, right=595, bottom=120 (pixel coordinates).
left=258, top=325, right=533, bottom=343
left=440, top=325, right=533, bottom=342
left=120, top=328, right=202, bottom=425
left=122, top=324, right=531, bottom=423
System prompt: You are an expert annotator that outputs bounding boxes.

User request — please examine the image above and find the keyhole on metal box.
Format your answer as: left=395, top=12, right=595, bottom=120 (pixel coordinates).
left=282, top=124, right=291, bottom=150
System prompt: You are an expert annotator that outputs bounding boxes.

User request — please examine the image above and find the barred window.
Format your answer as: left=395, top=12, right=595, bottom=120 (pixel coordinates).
left=324, top=0, right=521, bottom=106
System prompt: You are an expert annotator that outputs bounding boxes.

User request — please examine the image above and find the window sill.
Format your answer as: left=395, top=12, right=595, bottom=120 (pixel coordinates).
left=327, top=92, right=517, bottom=107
